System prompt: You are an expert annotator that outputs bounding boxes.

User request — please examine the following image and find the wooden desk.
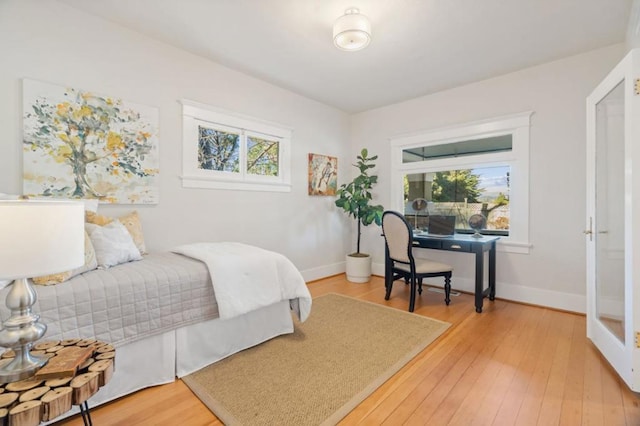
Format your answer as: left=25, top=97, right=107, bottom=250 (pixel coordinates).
left=402, top=234, right=499, bottom=313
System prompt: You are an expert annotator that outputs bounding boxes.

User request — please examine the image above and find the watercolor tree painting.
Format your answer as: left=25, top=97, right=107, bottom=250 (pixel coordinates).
left=23, top=79, right=159, bottom=204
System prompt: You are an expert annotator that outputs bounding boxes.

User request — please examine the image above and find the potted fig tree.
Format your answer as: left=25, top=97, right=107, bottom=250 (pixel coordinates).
left=335, top=148, right=384, bottom=283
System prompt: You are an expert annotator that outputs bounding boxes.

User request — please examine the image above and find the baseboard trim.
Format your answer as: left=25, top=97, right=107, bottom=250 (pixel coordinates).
left=371, top=261, right=586, bottom=314
left=491, top=281, right=586, bottom=314
left=301, top=262, right=344, bottom=283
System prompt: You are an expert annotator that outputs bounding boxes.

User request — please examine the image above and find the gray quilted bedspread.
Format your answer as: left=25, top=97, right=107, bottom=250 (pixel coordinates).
left=0, top=253, right=219, bottom=347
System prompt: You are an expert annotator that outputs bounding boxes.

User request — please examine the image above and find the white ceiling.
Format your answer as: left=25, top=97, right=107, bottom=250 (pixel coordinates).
left=59, top=0, right=633, bottom=113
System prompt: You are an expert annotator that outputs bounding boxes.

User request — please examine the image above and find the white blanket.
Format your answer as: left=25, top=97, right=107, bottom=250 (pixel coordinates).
left=172, top=242, right=312, bottom=322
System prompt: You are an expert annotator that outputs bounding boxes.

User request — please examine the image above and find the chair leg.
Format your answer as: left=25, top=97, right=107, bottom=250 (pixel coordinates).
left=409, top=276, right=417, bottom=312
left=417, top=277, right=423, bottom=295
left=385, top=275, right=393, bottom=300
left=444, top=274, right=451, bottom=306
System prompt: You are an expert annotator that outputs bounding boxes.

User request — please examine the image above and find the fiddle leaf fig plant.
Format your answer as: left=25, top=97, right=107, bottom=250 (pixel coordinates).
left=335, top=148, right=384, bottom=256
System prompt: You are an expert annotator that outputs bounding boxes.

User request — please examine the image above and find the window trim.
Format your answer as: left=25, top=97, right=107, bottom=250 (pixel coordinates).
left=181, top=99, right=292, bottom=192
left=390, top=112, right=533, bottom=254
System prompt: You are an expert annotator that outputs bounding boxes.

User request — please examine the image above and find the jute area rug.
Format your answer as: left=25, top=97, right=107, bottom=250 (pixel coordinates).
left=182, top=293, right=450, bottom=426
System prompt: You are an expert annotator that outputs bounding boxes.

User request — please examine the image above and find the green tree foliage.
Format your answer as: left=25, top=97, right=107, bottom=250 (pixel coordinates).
left=24, top=89, right=157, bottom=199
left=335, top=149, right=384, bottom=255
left=247, top=136, right=279, bottom=176
left=495, top=192, right=509, bottom=204
left=431, top=170, right=482, bottom=203
left=198, top=127, right=240, bottom=172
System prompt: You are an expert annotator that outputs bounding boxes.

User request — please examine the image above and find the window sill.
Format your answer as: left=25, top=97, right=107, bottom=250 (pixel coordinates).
left=181, top=176, right=291, bottom=192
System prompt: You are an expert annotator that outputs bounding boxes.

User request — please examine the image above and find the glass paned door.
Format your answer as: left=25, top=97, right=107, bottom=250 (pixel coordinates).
left=586, top=48, right=640, bottom=392
left=594, top=81, right=625, bottom=343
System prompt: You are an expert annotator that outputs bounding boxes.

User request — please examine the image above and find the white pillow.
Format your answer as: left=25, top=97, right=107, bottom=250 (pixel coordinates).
left=85, top=221, right=142, bottom=269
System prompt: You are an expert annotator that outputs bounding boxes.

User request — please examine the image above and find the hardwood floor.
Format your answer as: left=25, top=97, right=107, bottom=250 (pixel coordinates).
left=56, top=275, right=640, bottom=425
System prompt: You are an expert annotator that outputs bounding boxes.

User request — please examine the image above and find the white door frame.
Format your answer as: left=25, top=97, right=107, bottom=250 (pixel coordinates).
left=586, top=49, right=640, bottom=391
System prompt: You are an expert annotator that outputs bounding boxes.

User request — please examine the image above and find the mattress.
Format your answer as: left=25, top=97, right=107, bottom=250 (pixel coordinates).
left=0, top=252, right=219, bottom=347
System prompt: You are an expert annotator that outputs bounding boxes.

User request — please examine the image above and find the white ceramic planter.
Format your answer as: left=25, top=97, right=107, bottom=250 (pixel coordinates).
left=345, top=254, right=372, bottom=283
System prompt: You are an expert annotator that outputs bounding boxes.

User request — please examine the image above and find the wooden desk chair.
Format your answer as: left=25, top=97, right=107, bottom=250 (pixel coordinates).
left=381, top=210, right=453, bottom=312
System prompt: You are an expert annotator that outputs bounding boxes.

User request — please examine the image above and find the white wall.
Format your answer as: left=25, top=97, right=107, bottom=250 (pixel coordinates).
left=351, top=44, right=626, bottom=312
left=0, top=0, right=351, bottom=281
left=627, top=0, right=640, bottom=50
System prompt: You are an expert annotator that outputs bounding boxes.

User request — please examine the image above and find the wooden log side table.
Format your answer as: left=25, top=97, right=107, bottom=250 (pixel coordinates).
left=0, top=339, right=115, bottom=426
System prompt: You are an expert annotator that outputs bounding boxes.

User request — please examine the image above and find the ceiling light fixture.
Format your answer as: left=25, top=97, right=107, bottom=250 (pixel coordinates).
left=333, top=8, right=371, bottom=51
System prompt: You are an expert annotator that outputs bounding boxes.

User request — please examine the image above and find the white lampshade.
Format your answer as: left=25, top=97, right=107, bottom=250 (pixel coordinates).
left=333, top=8, right=371, bottom=51
left=0, top=200, right=84, bottom=280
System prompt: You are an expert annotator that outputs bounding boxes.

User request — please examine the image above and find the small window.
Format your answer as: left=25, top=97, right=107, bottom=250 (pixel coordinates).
left=181, top=100, right=292, bottom=192
left=246, top=134, right=280, bottom=177
left=198, top=125, right=240, bottom=172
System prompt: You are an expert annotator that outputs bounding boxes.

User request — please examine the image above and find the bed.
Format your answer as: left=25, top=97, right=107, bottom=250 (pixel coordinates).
left=0, top=245, right=311, bottom=420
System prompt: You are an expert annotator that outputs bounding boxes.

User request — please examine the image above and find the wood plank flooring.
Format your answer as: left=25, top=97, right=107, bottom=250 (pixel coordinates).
left=55, top=275, right=640, bottom=425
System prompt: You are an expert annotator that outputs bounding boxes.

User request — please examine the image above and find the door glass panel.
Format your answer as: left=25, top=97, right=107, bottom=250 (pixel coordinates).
left=595, top=80, right=625, bottom=343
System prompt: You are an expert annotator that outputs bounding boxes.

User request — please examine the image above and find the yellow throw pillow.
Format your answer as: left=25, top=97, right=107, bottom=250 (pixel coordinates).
left=86, top=210, right=147, bottom=255
left=118, top=211, right=147, bottom=255
left=32, top=270, right=73, bottom=285
left=32, top=231, right=98, bottom=285
left=85, top=211, right=112, bottom=226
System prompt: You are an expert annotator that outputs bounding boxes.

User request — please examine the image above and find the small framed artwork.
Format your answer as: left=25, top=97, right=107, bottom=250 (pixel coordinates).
left=308, top=153, right=337, bottom=196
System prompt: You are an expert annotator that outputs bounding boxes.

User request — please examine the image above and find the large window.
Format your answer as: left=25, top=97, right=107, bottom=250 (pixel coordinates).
left=405, top=166, right=510, bottom=234
left=181, top=100, right=291, bottom=192
left=390, top=112, right=532, bottom=253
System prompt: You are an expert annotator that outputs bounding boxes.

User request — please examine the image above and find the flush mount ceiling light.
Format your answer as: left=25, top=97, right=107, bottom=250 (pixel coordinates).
left=333, top=8, right=371, bottom=51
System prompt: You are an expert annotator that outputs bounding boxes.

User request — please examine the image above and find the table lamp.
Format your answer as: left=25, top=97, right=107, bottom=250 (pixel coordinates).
left=0, top=200, right=84, bottom=382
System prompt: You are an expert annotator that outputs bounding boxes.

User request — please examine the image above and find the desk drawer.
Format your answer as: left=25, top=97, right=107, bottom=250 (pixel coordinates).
left=414, top=239, right=443, bottom=249
left=442, top=241, right=471, bottom=251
